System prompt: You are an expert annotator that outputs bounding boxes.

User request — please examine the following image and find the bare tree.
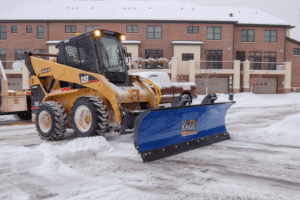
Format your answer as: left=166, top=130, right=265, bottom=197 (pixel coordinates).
left=199, top=61, right=218, bottom=95
left=249, top=74, right=263, bottom=93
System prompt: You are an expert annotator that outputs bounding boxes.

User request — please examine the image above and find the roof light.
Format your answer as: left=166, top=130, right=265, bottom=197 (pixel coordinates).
left=120, top=35, right=126, bottom=41
left=94, top=30, right=101, bottom=37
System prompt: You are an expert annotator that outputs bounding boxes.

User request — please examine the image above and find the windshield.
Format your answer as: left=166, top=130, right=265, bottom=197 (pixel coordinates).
left=98, top=36, right=125, bottom=73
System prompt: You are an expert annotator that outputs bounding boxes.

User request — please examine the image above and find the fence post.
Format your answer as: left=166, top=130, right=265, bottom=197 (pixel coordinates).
left=22, top=60, right=30, bottom=90
left=171, top=57, right=177, bottom=82
left=233, top=60, right=240, bottom=93
left=243, top=60, right=250, bottom=92
left=189, top=60, right=196, bottom=83
left=284, top=62, right=292, bottom=93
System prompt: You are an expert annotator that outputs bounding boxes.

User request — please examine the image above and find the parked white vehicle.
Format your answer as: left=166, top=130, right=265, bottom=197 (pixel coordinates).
left=130, top=72, right=197, bottom=104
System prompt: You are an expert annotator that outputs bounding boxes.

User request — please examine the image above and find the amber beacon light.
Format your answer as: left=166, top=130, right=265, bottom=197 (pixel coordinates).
left=94, top=30, right=101, bottom=37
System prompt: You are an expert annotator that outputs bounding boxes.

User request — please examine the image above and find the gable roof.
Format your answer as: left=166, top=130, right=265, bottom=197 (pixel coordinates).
left=286, top=37, right=300, bottom=46
left=0, top=0, right=292, bottom=26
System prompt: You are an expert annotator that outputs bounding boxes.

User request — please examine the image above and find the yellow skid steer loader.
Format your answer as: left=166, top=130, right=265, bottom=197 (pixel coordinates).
left=25, top=29, right=234, bottom=162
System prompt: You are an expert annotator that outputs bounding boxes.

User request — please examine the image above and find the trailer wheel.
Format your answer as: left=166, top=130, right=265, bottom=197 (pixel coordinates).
left=16, top=111, right=31, bottom=120
left=36, top=101, right=67, bottom=140
left=70, top=96, right=109, bottom=137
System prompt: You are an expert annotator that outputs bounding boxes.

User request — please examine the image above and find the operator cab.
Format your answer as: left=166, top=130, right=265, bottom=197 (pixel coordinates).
left=56, top=29, right=130, bottom=86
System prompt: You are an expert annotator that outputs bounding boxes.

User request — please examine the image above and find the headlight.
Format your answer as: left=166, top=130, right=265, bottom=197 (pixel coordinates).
left=94, top=30, right=101, bottom=37
left=120, top=35, right=126, bottom=41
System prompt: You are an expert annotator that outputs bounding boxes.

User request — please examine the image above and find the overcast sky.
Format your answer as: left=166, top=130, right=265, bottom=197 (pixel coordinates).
left=1, top=0, right=300, bottom=40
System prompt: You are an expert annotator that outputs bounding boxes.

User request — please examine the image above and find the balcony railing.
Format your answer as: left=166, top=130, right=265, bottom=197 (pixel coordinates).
left=196, top=61, right=234, bottom=70
left=248, top=62, right=285, bottom=71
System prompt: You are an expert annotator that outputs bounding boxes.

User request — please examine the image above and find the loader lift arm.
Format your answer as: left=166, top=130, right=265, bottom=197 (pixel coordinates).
left=26, top=54, right=150, bottom=125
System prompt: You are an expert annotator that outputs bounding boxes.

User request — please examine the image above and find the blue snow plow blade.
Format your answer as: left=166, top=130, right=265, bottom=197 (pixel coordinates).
left=134, top=102, right=235, bottom=163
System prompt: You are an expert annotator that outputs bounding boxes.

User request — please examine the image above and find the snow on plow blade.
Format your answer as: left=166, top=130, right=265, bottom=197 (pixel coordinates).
left=134, top=102, right=235, bottom=163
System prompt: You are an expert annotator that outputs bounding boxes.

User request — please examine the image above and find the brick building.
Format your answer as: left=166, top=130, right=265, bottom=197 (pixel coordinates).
left=0, top=0, right=299, bottom=94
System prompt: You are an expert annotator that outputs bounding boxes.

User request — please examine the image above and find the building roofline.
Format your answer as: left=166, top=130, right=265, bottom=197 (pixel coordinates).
left=236, top=23, right=294, bottom=28
left=0, top=19, right=238, bottom=24
left=0, top=20, right=292, bottom=27
left=286, top=37, right=300, bottom=45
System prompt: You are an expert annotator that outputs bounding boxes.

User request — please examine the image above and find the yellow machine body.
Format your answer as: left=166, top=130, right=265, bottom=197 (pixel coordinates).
left=29, top=57, right=157, bottom=126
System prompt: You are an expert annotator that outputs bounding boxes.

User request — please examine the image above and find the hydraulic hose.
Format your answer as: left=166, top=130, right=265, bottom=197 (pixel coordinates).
left=144, top=78, right=161, bottom=106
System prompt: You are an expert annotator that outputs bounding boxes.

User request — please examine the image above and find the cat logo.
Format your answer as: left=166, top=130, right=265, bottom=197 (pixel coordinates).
left=79, top=74, right=99, bottom=84
left=81, top=75, right=89, bottom=84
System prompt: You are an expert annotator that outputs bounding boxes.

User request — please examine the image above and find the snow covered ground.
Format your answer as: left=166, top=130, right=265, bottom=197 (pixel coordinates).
left=0, top=93, right=300, bottom=200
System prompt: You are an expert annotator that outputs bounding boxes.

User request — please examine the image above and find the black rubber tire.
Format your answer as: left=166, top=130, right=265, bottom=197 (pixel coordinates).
left=35, top=101, right=67, bottom=141
left=16, top=111, right=32, bottom=120
left=70, top=96, right=109, bottom=137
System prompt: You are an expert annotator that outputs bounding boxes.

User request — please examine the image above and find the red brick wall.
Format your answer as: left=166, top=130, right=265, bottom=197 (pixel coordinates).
left=0, top=21, right=234, bottom=68
left=0, top=23, right=48, bottom=66
left=0, top=21, right=299, bottom=91
left=286, top=40, right=300, bottom=88
left=234, top=26, right=286, bottom=63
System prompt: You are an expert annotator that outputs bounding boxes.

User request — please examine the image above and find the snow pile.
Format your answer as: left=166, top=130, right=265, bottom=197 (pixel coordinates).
left=192, top=93, right=300, bottom=147
left=193, top=92, right=300, bottom=107
left=12, top=60, right=22, bottom=70
left=231, top=113, right=300, bottom=147
left=0, top=137, right=117, bottom=178
left=0, top=114, right=18, bottom=121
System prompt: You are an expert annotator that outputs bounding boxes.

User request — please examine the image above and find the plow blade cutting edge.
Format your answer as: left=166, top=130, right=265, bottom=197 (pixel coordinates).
left=134, top=102, right=235, bottom=163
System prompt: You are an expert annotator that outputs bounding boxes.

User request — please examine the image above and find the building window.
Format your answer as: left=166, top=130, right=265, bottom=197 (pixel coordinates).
left=147, top=26, right=162, bottom=39
left=85, top=25, right=100, bottom=32
left=0, top=50, right=6, bottom=68
left=127, top=26, right=138, bottom=33
left=65, top=25, right=77, bottom=33
left=34, top=49, right=47, bottom=59
left=293, top=48, right=300, bottom=55
left=145, top=49, right=163, bottom=69
left=263, top=52, right=277, bottom=70
left=37, top=25, right=44, bottom=39
left=236, top=51, right=245, bottom=61
left=241, top=29, right=254, bottom=42
left=207, top=27, right=221, bottom=40
left=187, top=26, right=199, bottom=34
left=205, top=50, right=222, bottom=69
left=26, top=25, right=32, bottom=33
left=0, top=26, right=7, bottom=40
left=249, top=51, right=262, bottom=70
left=11, top=26, right=17, bottom=33
left=182, top=53, right=194, bottom=61
left=15, top=49, right=29, bottom=60
left=264, top=30, right=277, bottom=43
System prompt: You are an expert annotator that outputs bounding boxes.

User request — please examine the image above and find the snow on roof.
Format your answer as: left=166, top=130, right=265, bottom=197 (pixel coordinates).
left=121, top=40, right=141, bottom=44
left=172, top=41, right=203, bottom=45
left=46, top=40, right=61, bottom=45
left=0, top=0, right=291, bottom=26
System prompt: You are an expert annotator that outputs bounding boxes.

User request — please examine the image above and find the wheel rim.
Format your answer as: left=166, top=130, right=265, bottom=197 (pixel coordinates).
left=74, top=105, right=92, bottom=132
left=39, top=110, right=52, bottom=133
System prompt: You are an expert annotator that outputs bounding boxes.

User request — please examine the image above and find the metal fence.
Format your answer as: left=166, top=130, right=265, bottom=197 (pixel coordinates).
left=196, top=61, right=234, bottom=70
left=248, top=62, right=285, bottom=70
